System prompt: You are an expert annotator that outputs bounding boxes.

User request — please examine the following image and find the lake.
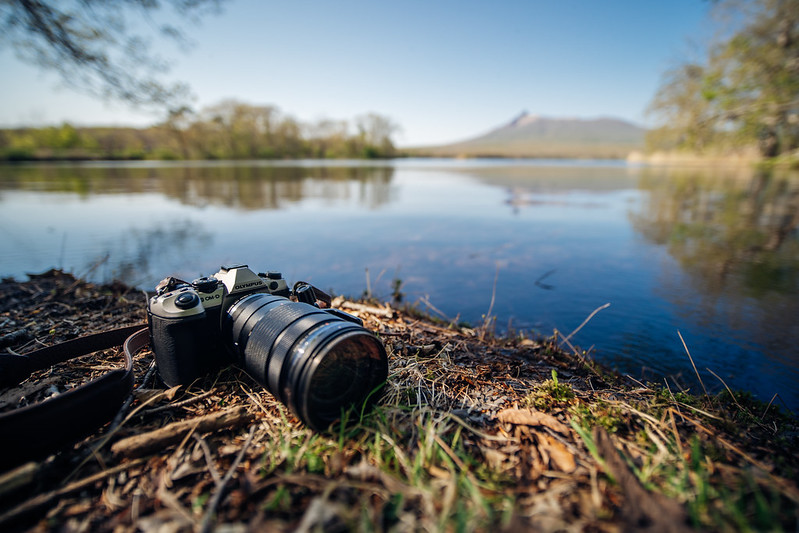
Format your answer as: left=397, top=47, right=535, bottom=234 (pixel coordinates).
left=1, top=159, right=797, bottom=411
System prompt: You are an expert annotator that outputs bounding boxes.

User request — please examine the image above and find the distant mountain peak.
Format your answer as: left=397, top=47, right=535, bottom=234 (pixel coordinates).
left=507, top=111, right=541, bottom=128
left=414, top=112, right=646, bottom=158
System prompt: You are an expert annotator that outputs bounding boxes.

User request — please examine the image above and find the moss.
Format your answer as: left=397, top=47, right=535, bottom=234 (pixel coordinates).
left=525, top=369, right=575, bottom=411
left=571, top=401, right=624, bottom=434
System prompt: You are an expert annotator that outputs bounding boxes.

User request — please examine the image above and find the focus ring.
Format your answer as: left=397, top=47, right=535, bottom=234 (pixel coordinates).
left=242, top=302, right=329, bottom=400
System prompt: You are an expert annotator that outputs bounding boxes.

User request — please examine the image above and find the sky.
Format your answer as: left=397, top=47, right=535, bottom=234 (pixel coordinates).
left=0, top=0, right=714, bottom=146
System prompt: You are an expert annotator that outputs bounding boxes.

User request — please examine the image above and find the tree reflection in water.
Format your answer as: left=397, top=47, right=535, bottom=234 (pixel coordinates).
left=0, top=162, right=396, bottom=286
left=0, top=162, right=396, bottom=210
left=86, top=220, right=213, bottom=287
left=630, top=167, right=799, bottom=381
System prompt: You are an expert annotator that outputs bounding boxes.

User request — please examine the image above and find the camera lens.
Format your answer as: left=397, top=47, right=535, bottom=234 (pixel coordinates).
left=224, top=293, right=387, bottom=430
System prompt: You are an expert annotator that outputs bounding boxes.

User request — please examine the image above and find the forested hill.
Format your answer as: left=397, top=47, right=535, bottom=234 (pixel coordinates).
left=410, top=112, right=645, bottom=159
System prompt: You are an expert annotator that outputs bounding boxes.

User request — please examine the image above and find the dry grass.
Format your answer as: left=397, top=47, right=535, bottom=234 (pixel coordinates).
left=1, top=271, right=797, bottom=532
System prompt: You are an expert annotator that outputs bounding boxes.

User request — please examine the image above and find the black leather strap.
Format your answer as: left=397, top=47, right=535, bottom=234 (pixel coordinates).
left=0, top=325, right=148, bottom=471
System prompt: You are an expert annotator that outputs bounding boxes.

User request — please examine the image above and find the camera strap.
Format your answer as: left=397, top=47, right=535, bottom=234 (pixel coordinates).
left=293, top=281, right=333, bottom=308
left=0, top=324, right=148, bottom=471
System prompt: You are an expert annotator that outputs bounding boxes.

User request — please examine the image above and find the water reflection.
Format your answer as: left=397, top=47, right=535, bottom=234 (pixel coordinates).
left=94, top=220, right=214, bottom=286
left=459, top=163, right=639, bottom=213
left=1, top=160, right=797, bottom=410
left=0, top=163, right=396, bottom=210
left=630, top=167, right=799, bottom=401
left=631, top=167, right=799, bottom=295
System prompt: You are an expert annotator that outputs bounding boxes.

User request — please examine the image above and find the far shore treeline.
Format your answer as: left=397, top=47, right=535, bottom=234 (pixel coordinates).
left=0, top=100, right=400, bottom=161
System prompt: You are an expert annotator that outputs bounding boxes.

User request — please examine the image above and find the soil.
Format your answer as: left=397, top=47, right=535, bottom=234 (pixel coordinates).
left=0, top=270, right=797, bottom=532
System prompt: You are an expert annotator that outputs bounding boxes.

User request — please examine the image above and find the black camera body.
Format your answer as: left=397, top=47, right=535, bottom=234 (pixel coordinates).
left=148, top=264, right=388, bottom=430
left=148, top=264, right=291, bottom=385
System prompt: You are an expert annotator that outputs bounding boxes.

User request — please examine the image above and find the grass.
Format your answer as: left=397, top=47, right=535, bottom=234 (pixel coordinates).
left=260, top=405, right=521, bottom=530
left=228, top=328, right=798, bottom=532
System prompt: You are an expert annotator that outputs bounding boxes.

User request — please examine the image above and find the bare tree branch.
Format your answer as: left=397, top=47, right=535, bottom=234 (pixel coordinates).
left=0, top=0, right=227, bottom=113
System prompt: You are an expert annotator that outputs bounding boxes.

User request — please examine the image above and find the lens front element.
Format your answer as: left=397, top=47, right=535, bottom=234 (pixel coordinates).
left=292, top=327, right=387, bottom=429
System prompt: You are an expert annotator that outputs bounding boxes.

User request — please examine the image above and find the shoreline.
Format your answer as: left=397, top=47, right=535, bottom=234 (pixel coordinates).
left=2, top=151, right=797, bottom=169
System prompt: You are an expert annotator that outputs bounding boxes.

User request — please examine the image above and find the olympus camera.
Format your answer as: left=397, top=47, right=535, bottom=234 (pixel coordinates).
left=147, top=264, right=388, bottom=430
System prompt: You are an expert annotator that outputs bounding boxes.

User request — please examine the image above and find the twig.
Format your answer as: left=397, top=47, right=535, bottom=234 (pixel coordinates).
left=239, top=383, right=274, bottom=420
left=556, top=329, right=581, bottom=357
left=419, top=296, right=450, bottom=321
left=339, top=300, right=394, bottom=318
left=143, top=389, right=216, bottom=416
left=561, top=303, right=610, bottom=346
left=667, top=408, right=685, bottom=458
left=479, top=265, right=500, bottom=341
left=194, top=434, right=223, bottom=486
left=0, top=463, right=37, bottom=500
left=446, top=412, right=517, bottom=443
left=111, top=406, right=254, bottom=458
left=66, top=386, right=176, bottom=482
left=156, top=471, right=196, bottom=526
left=663, top=377, right=680, bottom=409
left=199, top=425, right=256, bottom=533
left=677, top=331, right=708, bottom=398
left=706, top=367, right=742, bottom=410
left=0, top=459, right=146, bottom=526
left=109, top=394, right=135, bottom=432
left=141, top=359, right=158, bottom=388
left=762, top=392, right=778, bottom=418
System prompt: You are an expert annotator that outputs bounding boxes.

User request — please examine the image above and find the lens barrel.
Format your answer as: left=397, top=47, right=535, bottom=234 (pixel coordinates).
left=224, top=293, right=388, bottom=430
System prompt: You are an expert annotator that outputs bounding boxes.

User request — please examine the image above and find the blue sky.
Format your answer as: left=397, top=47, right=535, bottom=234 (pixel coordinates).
left=0, top=0, right=713, bottom=146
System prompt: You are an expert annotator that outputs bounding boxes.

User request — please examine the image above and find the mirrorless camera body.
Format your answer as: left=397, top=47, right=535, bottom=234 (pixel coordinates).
left=148, top=264, right=388, bottom=430
left=148, top=264, right=291, bottom=384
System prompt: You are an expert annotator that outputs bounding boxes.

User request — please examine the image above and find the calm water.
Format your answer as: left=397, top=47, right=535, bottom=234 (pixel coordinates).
left=1, top=159, right=797, bottom=411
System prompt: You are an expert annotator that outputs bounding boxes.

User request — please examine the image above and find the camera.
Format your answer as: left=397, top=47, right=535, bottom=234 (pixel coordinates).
left=147, top=264, right=388, bottom=430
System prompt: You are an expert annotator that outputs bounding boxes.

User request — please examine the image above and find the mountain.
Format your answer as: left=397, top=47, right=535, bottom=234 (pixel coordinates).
left=411, top=112, right=646, bottom=159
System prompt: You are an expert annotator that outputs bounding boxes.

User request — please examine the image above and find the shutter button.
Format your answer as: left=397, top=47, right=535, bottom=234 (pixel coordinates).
left=175, top=292, right=200, bottom=309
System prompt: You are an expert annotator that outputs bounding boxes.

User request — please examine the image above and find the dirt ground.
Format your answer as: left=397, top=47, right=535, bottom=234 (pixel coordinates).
left=1, top=270, right=797, bottom=532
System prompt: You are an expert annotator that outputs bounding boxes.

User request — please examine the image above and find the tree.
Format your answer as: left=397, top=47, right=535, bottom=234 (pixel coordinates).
left=0, top=0, right=226, bottom=112
left=355, top=113, right=400, bottom=158
left=647, top=0, right=799, bottom=158
left=193, top=100, right=289, bottom=159
left=646, top=63, right=720, bottom=152
left=163, top=106, right=196, bottom=159
left=306, top=118, right=350, bottom=158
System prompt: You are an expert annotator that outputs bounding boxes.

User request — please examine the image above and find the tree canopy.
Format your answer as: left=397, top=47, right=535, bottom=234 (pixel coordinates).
left=0, top=0, right=225, bottom=111
left=647, top=0, right=799, bottom=158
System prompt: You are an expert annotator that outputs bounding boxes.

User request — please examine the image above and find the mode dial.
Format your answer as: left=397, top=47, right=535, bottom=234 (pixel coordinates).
left=192, top=277, right=220, bottom=293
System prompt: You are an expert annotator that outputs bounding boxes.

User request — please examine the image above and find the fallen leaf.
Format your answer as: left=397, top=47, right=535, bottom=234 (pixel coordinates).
left=496, top=408, right=570, bottom=435
left=133, top=388, right=164, bottom=403
left=481, top=447, right=510, bottom=470
left=537, top=433, right=576, bottom=473
left=133, top=385, right=182, bottom=405
left=164, top=384, right=182, bottom=400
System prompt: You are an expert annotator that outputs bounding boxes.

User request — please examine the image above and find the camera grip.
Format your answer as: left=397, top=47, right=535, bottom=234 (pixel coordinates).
left=150, top=314, right=210, bottom=386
